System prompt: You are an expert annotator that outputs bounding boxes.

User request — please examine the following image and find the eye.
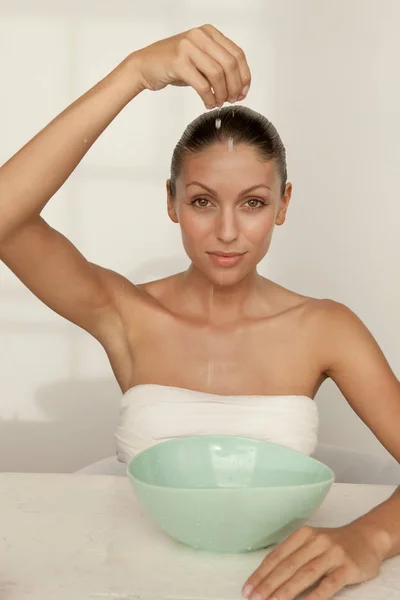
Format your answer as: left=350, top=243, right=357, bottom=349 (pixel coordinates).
left=244, top=198, right=266, bottom=209
left=191, top=197, right=213, bottom=209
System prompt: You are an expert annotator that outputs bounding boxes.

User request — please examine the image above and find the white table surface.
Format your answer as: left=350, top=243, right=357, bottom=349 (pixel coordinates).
left=1, top=474, right=399, bottom=600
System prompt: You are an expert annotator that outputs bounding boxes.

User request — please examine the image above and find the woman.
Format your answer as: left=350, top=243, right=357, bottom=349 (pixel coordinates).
left=0, top=24, right=399, bottom=600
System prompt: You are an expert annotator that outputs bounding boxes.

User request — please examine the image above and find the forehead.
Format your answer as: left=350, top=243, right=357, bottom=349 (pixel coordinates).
left=177, top=143, right=280, bottom=192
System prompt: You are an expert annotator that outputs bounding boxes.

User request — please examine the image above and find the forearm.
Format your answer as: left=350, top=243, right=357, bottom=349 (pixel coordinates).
left=0, top=52, right=143, bottom=243
left=350, top=486, right=400, bottom=559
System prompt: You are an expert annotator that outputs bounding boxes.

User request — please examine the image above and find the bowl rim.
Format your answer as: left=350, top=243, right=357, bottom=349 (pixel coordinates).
left=126, top=434, right=335, bottom=491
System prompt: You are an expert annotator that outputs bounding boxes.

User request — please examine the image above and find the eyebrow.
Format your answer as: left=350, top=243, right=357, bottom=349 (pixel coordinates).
left=185, top=182, right=272, bottom=195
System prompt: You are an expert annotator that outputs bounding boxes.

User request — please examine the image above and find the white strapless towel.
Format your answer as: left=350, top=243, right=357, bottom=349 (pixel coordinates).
left=115, top=384, right=319, bottom=463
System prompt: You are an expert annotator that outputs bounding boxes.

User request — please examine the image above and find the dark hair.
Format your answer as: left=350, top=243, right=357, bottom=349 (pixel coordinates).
left=169, top=105, right=287, bottom=197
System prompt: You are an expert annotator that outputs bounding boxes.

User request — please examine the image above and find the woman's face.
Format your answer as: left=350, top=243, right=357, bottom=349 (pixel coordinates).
left=167, top=142, right=292, bottom=286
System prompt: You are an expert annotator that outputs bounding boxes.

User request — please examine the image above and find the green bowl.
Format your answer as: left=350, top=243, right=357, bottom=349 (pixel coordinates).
left=127, top=435, right=334, bottom=553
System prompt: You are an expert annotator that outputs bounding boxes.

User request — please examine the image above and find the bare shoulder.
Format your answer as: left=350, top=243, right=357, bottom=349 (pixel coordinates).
left=302, top=297, right=366, bottom=332
left=94, top=265, right=171, bottom=301
left=92, top=264, right=159, bottom=324
left=137, top=273, right=181, bottom=299
left=265, top=282, right=372, bottom=349
left=297, top=297, right=371, bottom=343
left=93, top=264, right=138, bottom=302
left=136, top=272, right=192, bottom=315
left=306, top=299, right=400, bottom=464
left=95, top=267, right=182, bottom=320
left=302, top=297, right=385, bottom=374
left=261, top=279, right=321, bottom=318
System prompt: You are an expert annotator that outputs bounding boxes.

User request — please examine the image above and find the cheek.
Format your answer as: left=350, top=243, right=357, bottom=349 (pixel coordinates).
left=241, top=211, right=276, bottom=244
left=179, top=209, right=213, bottom=245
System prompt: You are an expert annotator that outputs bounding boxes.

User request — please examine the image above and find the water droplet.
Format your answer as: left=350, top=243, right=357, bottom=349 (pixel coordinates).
left=215, top=118, right=221, bottom=129
left=228, top=137, right=234, bottom=152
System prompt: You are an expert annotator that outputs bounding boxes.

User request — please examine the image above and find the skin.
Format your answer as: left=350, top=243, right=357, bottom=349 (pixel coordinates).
left=0, top=24, right=399, bottom=600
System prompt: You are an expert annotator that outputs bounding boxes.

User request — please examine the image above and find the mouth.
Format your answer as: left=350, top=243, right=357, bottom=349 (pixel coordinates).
left=207, top=251, right=247, bottom=268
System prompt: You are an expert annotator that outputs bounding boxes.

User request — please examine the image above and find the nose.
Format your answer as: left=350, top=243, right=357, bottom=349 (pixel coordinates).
left=215, top=207, right=239, bottom=244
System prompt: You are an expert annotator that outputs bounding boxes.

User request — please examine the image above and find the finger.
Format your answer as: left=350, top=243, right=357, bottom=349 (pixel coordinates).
left=259, top=550, right=342, bottom=600
left=201, top=24, right=251, bottom=99
left=303, top=566, right=350, bottom=600
left=185, top=42, right=228, bottom=106
left=243, top=527, right=316, bottom=595
left=248, top=538, right=333, bottom=600
left=177, top=56, right=219, bottom=108
left=188, top=27, right=243, bottom=102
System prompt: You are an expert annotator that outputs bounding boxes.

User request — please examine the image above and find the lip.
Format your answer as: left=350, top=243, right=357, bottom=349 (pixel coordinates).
left=207, top=251, right=246, bottom=268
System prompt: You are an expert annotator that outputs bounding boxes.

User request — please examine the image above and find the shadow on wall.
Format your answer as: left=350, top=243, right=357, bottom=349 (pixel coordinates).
left=0, top=378, right=120, bottom=473
left=0, top=255, right=189, bottom=474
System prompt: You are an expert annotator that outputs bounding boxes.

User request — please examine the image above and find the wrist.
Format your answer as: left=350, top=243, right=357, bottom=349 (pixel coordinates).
left=104, top=52, right=146, bottom=104
left=122, top=51, right=147, bottom=95
left=346, top=518, right=393, bottom=560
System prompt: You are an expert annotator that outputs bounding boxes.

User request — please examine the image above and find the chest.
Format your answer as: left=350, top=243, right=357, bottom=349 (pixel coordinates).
left=129, top=314, right=320, bottom=396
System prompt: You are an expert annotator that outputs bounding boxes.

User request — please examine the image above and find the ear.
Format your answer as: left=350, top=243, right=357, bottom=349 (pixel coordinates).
left=275, top=182, right=292, bottom=226
left=166, top=179, right=179, bottom=223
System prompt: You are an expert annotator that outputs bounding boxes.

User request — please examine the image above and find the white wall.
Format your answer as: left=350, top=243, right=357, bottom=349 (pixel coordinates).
left=0, top=0, right=399, bottom=472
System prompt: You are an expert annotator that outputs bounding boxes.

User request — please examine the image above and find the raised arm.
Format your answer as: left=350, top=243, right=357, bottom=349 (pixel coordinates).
left=0, top=25, right=251, bottom=344
left=0, top=55, right=143, bottom=338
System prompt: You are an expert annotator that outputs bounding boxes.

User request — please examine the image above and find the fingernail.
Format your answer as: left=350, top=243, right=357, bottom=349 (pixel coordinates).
left=205, top=104, right=214, bottom=109
left=242, top=584, right=253, bottom=598
left=242, top=85, right=250, bottom=97
left=229, top=97, right=237, bottom=104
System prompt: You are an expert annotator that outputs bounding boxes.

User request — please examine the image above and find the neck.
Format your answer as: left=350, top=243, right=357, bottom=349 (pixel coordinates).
left=178, top=264, right=265, bottom=323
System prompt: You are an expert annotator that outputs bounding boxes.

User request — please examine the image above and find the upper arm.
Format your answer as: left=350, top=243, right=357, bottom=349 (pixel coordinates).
left=319, top=301, right=400, bottom=462
left=0, top=216, right=127, bottom=340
